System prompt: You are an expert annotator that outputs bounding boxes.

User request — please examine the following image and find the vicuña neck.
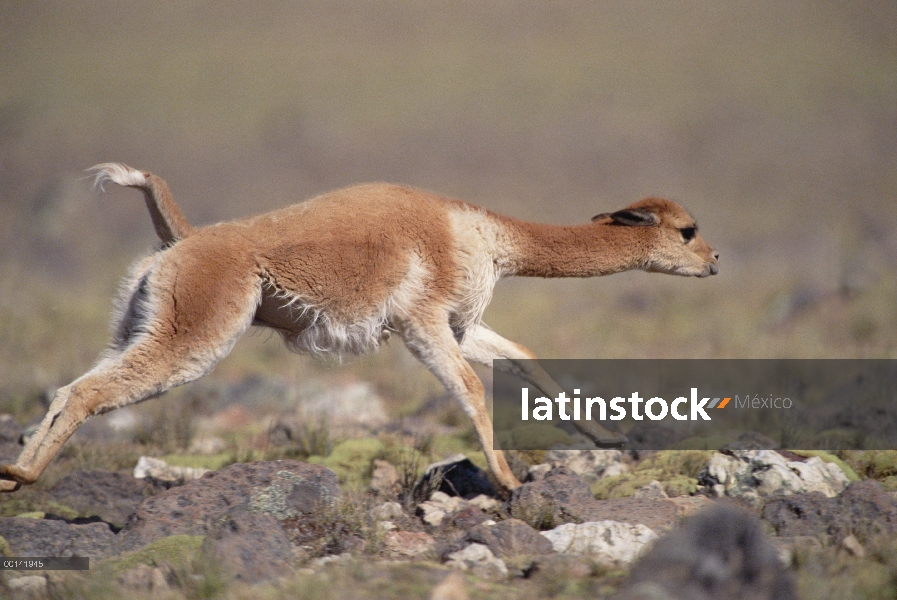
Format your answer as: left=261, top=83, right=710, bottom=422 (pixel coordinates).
left=500, top=219, right=652, bottom=278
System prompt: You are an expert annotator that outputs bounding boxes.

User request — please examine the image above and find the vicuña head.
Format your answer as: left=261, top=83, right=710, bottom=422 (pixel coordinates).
left=0, top=163, right=718, bottom=494
left=591, top=197, right=719, bottom=278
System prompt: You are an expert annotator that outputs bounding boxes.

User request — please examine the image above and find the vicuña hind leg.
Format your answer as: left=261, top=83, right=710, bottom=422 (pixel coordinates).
left=459, top=323, right=627, bottom=447
left=401, top=318, right=521, bottom=490
left=0, top=251, right=261, bottom=492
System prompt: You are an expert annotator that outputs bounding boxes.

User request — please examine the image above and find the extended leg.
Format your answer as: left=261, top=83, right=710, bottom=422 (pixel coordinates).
left=1, top=248, right=261, bottom=492
left=401, top=319, right=521, bottom=490
left=459, top=323, right=627, bottom=446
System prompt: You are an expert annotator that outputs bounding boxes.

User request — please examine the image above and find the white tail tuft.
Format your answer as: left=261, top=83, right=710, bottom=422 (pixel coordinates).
left=88, top=163, right=147, bottom=191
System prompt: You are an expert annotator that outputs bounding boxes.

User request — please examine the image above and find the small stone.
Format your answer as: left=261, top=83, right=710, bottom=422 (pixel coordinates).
left=446, top=543, right=508, bottom=578
left=421, top=506, right=446, bottom=527
left=633, top=480, right=669, bottom=500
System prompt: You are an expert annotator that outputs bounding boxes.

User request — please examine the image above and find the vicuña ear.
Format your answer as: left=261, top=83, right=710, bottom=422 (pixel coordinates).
left=604, top=208, right=659, bottom=227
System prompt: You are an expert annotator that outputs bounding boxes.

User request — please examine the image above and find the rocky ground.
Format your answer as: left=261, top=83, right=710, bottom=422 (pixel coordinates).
left=1, top=399, right=897, bottom=600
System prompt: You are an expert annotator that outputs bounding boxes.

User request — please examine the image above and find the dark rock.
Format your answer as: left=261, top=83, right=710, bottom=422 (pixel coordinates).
left=614, top=504, right=796, bottom=600
left=0, top=517, right=116, bottom=559
left=466, top=519, right=554, bottom=558
left=762, top=479, right=897, bottom=542
left=506, top=467, right=679, bottom=532
left=117, top=460, right=340, bottom=552
left=201, top=505, right=295, bottom=582
left=45, top=470, right=162, bottom=530
left=414, top=454, right=496, bottom=500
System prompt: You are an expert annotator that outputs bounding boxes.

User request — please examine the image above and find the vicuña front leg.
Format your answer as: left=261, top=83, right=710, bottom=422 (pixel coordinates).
left=460, top=324, right=627, bottom=447
left=402, top=320, right=521, bottom=490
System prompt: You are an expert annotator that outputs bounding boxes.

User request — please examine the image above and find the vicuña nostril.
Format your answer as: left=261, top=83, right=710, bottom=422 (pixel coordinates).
left=713, top=252, right=720, bottom=261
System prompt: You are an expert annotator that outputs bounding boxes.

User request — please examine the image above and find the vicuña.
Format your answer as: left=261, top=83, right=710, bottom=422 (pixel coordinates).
left=0, top=164, right=718, bottom=492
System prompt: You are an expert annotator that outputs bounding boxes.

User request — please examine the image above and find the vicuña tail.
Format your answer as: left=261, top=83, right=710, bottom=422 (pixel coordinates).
left=89, top=163, right=194, bottom=245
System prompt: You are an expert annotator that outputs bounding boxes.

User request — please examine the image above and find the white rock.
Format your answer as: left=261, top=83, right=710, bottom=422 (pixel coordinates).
left=541, top=521, right=658, bottom=566
left=133, top=456, right=209, bottom=483
left=467, top=494, right=500, bottom=511
left=446, top=543, right=508, bottom=577
left=701, top=450, right=849, bottom=506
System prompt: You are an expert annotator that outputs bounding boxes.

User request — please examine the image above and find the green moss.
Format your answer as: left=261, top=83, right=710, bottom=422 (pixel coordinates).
left=15, top=511, right=45, bottom=519
left=0, top=535, right=12, bottom=557
left=591, top=450, right=711, bottom=499
left=881, top=476, right=897, bottom=492
left=839, top=450, right=897, bottom=481
left=42, top=500, right=80, bottom=521
left=97, top=534, right=204, bottom=576
left=308, top=438, right=385, bottom=489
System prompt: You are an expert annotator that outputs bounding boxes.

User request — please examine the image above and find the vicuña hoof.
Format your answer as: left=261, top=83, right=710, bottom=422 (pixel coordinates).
left=0, top=477, right=21, bottom=493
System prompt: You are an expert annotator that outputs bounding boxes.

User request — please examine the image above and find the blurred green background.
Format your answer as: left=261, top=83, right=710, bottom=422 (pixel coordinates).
left=1, top=1, right=895, bottom=421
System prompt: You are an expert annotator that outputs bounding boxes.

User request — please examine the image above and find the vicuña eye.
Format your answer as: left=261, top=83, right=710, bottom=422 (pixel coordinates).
left=680, top=227, right=696, bottom=242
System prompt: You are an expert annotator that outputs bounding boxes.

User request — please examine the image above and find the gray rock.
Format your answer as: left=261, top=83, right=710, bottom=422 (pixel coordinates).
left=117, top=460, right=340, bottom=552
left=506, top=467, right=679, bottom=532
left=541, top=521, right=657, bottom=566
left=613, top=504, right=796, bottom=600
left=0, top=517, right=116, bottom=560
left=761, top=479, right=897, bottom=543
left=466, top=518, right=554, bottom=558
left=201, top=505, right=295, bottom=582
left=45, top=470, right=161, bottom=529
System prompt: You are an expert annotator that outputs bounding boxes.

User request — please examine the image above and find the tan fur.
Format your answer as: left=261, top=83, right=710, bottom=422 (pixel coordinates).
left=0, top=165, right=718, bottom=493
